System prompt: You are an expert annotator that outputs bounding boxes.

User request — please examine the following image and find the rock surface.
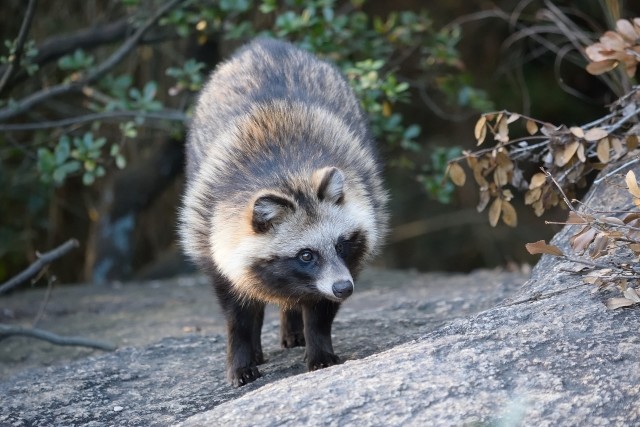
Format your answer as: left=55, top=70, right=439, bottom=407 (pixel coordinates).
left=0, top=269, right=525, bottom=426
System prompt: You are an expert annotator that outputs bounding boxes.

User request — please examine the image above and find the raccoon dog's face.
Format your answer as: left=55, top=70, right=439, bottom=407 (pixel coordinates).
left=212, top=167, right=374, bottom=304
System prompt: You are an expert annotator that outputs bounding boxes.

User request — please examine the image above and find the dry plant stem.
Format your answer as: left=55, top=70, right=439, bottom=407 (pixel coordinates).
left=32, top=276, right=55, bottom=327
left=0, top=324, right=116, bottom=351
left=0, top=0, right=182, bottom=122
left=0, top=0, right=38, bottom=95
left=606, top=105, right=640, bottom=134
left=542, top=168, right=576, bottom=210
left=0, top=239, right=79, bottom=295
left=593, top=158, right=640, bottom=185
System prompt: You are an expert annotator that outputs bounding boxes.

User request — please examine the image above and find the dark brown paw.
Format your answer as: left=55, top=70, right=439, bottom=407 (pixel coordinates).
left=281, top=331, right=306, bottom=348
left=254, top=350, right=265, bottom=365
left=228, top=365, right=261, bottom=387
left=306, top=351, right=340, bottom=371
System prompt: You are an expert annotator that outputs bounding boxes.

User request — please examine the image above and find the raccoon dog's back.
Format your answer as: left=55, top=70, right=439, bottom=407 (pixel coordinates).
left=180, top=38, right=387, bottom=304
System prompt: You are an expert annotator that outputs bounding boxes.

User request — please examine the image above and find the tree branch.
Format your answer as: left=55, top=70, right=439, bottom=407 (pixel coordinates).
left=0, top=0, right=183, bottom=122
left=0, top=0, right=38, bottom=95
left=0, top=109, right=188, bottom=131
left=0, top=239, right=79, bottom=295
left=0, top=324, right=116, bottom=351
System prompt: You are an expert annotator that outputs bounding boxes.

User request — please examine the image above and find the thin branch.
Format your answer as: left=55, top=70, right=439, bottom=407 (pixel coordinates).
left=542, top=167, right=575, bottom=210
left=594, top=157, right=640, bottom=185
left=0, top=0, right=183, bottom=122
left=0, top=0, right=38, bottom=95
left=0, top=239, right=79, bottom=295
left=0, top=109, right=189, bottom=131
left=0, top=324, right=116, bottom=351
left=32, top=275, right=55, bottom=327
left=605, top=105, right=640, bottom=134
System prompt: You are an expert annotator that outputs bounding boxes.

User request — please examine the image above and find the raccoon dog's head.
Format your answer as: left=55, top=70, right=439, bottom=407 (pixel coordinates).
left=212, top=167, right=376, bottom=305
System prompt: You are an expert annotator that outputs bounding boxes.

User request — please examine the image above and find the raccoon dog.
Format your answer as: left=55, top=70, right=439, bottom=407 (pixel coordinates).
left=179, top=38, right=388, bottom=386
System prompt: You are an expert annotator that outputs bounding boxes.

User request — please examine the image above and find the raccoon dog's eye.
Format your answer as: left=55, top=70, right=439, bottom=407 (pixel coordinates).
left=298, top=249, right=314, bottom=263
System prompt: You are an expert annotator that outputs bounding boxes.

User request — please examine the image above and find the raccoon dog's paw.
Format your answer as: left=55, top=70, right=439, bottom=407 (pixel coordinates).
left=229, top=365, right=261, bottom=387
left=306, top=351, right=341, bottom=371
left=281, top=331, right=306, bottom=348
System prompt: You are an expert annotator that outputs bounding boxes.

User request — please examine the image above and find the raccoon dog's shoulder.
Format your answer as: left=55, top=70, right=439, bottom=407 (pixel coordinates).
left=179, top=38, right=388, bottom=303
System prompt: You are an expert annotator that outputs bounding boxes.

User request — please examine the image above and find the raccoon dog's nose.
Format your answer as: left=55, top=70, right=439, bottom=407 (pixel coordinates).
left=332, top=280, right=354, bottom=299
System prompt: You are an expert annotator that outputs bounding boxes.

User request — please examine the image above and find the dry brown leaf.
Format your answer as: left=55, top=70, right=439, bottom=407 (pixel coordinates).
left=623, top=212, right=640, bottom=223
left=526, top=120, right=538, bottom=135
left=448, top=162, right=466, bottom=186
left=623, top=287, right=640, bottom=303
left=524, top=187, right=542, bottom=205
left=596, top=138, right=610, bottom=163
left=532, top=199, right=545, bottom=217
left=488, top=198, right=502, bottom=227
left=584, top=276, right=603, bottom=285
left=559, top=141, right=580, bottom=166
left=495, top=151, right=514, bottom=170
left=540, top=123, right=556, bottom=136
left=584, top=127, right=609, bottom=142
left=567, top=211, right=588, bottom=224
left=465, top=154, right=477, bottom=169
left=606, top=297, right=636, bottom=310
left=529, top=172, right=547, bottom=189
left=625, top=170, right=640, bottom=198
left=494, top=166, right=509, bottom=187
left=477, top=190, right=490, bottom=213
left=507, top=113, right=520, bottom=124
left=495, top=116, right=509, bottom=143
left=627, top=135, right=639, bottom=151
left=590, top=232, right=609, bottom=258
left=602, top=216, right=624, bottom=226
left=616, top=19, right=639, bottom=41
left=525, top=240, right=564, bottom=256
left=569, top=126, right=585, bottom=138
left=501, top=200, right=517, bottom=227
left=474, top=116, right=487, bottom=145
left=629, top=243, right=640, bottom=254
left=611, top=137, right=624, bottom=159
left=586, top=59, right=619, bottom=75
left=576, top=143, right=586, bottom=163
left=571, top=227, right=597, bottom=253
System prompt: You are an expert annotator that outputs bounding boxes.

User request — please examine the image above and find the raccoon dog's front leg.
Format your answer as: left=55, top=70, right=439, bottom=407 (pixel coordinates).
left=280, top=307, right=305, bottom=348
left=214, top=281, right=265, bottom=387
left=302, top=300, right=341, bottom=371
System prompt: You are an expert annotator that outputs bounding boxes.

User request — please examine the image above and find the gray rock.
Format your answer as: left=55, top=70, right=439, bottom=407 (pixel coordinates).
left=0, top=269, right=525, bottom=426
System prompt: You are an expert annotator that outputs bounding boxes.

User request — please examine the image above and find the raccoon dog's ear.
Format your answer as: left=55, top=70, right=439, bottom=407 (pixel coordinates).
left=252, top=193, right=296, bottom=233
left=314, top=167, right=344, bottom=204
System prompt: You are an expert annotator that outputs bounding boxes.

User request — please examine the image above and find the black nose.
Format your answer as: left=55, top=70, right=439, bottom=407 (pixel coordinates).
left=332, top=280, right=353, bottom=299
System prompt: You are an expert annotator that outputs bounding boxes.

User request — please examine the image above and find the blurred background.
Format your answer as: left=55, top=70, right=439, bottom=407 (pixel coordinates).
left=1, top=0, right=638, bottom=287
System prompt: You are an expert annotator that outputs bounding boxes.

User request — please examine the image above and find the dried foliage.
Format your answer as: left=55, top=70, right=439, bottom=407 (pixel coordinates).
left=522, top=171, right=640, bottom=310
left=585, top=18, right=640, bottom=78
left=448, top=85, right=640, bottom=309
left=447, top=86, right=640, bottom=228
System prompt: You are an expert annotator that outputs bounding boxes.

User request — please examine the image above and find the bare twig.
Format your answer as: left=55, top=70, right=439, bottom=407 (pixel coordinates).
left=0, top=0, right=38, bottom=95
left=594, top=158, right=640, bottom=185
left=0, top=0, right=183, bottom=122
left=32, top=275, right=55, bottom=327
left=542, top=167, right=575, bottom=210
left=0, top=109, right=189, bottom=131
left=0, top=239, right=79, bottom=295
left=0, top=324, right=116, bottom=351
